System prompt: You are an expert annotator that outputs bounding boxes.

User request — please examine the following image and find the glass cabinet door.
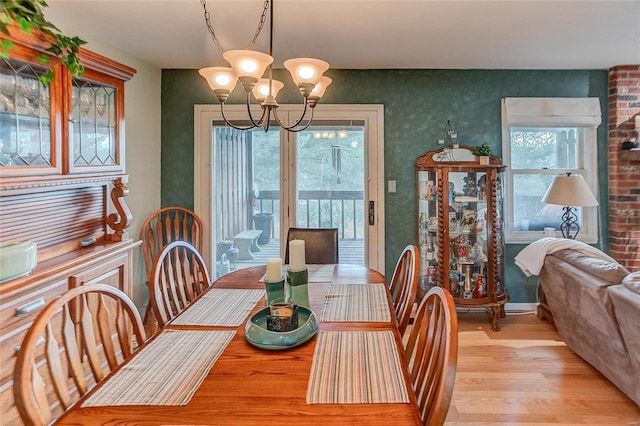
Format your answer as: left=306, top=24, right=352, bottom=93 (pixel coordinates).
left=69, top=77, right=121, bottom=172
left=447, top=170, right=489, bottom=299
left=0, top=58, right=60, bottom=176
left=417, top=170, right=440, bottom=291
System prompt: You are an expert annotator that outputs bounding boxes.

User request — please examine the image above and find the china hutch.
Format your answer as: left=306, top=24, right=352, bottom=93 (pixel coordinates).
left=0, top=26, right=138, bottom=423
left=416, top=146, right=508, bottom=331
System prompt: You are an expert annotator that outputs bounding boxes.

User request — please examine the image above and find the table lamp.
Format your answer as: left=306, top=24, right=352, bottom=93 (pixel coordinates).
left=541, top=173, right=598, bottom=239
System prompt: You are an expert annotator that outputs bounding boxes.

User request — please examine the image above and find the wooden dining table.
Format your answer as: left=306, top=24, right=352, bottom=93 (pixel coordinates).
left=55, top=264, right=421, bottom=425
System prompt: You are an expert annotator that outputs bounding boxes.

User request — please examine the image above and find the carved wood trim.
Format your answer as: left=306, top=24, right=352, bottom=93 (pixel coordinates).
left=106, top=178, right=132, bottom=242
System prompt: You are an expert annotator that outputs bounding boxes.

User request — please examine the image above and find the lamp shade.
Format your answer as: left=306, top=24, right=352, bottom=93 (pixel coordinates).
left=541, top=174, right=599, bottom=207
left=223, top=50, right=273, bottom=87
left=283, top=58, right=329, bottom=85
left=198, top=67, right=238, bottom=102
left=252, top=78, right=284, bottom=102
left=308, top=76, right=332, bottom=100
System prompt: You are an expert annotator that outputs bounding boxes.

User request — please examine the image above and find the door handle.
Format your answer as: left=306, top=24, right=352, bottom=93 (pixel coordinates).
left=369, top=201, right=375, bottom=225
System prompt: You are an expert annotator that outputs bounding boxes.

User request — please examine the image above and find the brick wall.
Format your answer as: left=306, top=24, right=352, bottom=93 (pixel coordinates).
left=608, top=65, right=640, bottom=270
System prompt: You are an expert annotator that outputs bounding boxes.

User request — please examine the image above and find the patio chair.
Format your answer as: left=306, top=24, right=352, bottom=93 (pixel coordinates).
left=405, top=286, right=458, bottom=426
left=140, top=207, right=203, bottom=331
left=150, top=241, right=213, bottom=327
left=389, top=245, right=419, bottom=336
left=284, top=227, right=339, bottom=265
left=14, top=284, right=146, bottom=426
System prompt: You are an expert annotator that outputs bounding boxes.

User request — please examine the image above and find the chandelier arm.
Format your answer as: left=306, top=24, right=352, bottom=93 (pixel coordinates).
left=245, top=92, right=269, bottom=128
left=220, top=103, right=258, bottom=131
left=273, top=106, right=315, bottom=133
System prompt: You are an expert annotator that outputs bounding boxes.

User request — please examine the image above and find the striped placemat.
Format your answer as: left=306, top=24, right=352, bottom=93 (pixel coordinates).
left=82, top=329, right=235, bottom=407
left=171, top=289, right=263, bottom=327
left=307, top=331, right=410, bottom=404
left=307, top=264, right=335, bottom=282
left=321, top=284, right=391, bottom=322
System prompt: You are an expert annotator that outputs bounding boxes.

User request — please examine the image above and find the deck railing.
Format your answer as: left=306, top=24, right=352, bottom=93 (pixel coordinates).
left=256, top=190, right=364, bottom=239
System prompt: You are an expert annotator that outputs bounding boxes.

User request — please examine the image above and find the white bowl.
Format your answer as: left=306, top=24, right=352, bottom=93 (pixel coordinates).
left=0, top=241, right=37, bottom=283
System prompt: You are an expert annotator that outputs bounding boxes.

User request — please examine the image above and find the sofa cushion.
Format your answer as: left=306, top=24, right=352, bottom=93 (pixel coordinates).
left=550, top=249, right=630, bottom=284
left=622, top=271, right=640, bottom=295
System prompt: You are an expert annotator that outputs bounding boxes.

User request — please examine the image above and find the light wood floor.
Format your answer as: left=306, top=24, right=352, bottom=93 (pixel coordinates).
left=444, top=311, right=640, bottom=425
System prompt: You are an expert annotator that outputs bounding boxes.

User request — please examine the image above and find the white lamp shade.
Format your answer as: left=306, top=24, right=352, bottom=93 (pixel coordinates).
left=198, top=67, right=237, bottom=92
left=283, top=57, right=329, bottom=86
left=252, top=78, right=284, bottom=102
left=223, top=50, right=273, bottom=80
left=541, top=174, right=599, bottom=207
left=308, top=76, right=332, bottom=100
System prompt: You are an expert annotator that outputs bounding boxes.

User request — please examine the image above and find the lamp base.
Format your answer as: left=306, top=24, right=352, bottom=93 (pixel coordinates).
left=560, top=206, right=580, bottom=239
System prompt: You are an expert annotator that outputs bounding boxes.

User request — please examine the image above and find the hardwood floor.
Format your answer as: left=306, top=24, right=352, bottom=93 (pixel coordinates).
left=444, top=311, right=640, bottom=425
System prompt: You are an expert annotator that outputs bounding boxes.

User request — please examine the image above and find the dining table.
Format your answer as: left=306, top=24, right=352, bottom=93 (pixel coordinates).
left=55, top=264, right=422, bottom=425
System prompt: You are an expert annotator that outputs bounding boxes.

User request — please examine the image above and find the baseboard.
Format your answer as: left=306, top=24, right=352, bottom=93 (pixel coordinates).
left=505, top=302, right=537, bottom=312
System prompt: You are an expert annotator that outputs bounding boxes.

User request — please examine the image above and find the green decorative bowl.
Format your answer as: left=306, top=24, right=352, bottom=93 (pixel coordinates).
left=245, top=306, right=318, bottom=350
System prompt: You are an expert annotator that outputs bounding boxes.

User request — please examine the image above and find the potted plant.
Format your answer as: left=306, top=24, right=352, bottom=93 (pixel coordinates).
left=1, top=0, right=86, bottom=84
left=472, top=142, right=493, bottom=165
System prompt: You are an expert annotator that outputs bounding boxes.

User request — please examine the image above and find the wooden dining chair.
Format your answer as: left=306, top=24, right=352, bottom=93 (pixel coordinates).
left=140, top=207, right=203, bottom=330
left=389, top=245, right=420, bottom=336
left=405, top=286, right=458, bottom=426
left=14, top=284, right=146, bottom=426
left=284, top=227, right=339, bottom=264
left=150, top=240, right=213, bottom=327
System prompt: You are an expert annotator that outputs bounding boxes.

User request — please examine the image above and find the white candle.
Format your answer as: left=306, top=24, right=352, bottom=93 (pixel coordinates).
left=289, top=239, right=306, bottom=271
left=266, top=258, right=282, bottom=282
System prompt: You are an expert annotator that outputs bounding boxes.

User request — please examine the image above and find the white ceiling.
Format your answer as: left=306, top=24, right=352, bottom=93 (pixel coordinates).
left=45, top=0, right=640, bottom=70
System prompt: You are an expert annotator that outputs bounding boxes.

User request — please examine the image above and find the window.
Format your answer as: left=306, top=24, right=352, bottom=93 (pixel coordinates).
left=501, top=97, right=601, bottom=243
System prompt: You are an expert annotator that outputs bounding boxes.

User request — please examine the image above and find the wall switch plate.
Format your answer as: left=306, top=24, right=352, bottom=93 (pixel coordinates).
left=388, top=180, right=397, bottom=193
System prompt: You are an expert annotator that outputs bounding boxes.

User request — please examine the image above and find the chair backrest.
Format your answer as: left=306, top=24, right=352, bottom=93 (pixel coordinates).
left=14, top=284, right=146, bottom=426
left=150, top=240, right=213, bottom=327
left=140, top=207, right=203, bottom=277
left=405, top=286, right=458, bottom=426
left=284, top=227, right=339, bottom=265
left=389, top=245, right=419, bottom=336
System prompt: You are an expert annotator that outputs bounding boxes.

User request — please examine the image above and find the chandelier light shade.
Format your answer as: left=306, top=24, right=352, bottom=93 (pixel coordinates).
left=198, top=67, right=238, bottom=102
left=222, top=50, right=274, bottom=91
left=283, top=58, right=330, bottom=96
left=198, top=0, right=331, bottom=132
left=541, top=173, right=599, bottom=239
left=252, top=78, right=284, bottom=102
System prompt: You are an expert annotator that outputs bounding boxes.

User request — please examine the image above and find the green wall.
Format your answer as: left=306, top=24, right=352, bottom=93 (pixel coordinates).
left=161, top=68, right=609, bottom=303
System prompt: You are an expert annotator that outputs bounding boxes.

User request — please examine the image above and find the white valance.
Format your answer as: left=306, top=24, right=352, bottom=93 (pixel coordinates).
left=502, top=97, right=602, bottom=127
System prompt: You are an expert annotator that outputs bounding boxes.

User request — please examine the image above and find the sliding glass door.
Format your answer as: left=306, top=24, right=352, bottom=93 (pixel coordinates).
left=194, top=105, right=384, bottom=278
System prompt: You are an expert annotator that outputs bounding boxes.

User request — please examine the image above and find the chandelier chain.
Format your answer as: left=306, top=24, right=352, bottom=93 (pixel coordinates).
left=200, top=0, right=270, bottom=52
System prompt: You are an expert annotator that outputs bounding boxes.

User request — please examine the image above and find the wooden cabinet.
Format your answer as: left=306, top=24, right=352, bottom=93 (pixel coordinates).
left=1, top=24, right=133, bottom=178
left=0, top=26, right=139, bottom=424
left=416, top=146, right=508, bottom=331
left=0, top=240, right=139, bottom=425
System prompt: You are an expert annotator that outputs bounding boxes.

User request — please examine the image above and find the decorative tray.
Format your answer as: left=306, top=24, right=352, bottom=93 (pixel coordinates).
left=245, top=306, right=318, bottom=350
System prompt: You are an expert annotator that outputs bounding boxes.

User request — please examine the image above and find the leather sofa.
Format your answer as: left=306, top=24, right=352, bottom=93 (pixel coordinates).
left=539, top=249, right=640, bottom=406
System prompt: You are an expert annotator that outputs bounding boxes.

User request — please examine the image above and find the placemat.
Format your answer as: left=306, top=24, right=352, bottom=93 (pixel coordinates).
left=171, top=288, right=263, bottom=327
left=321, top=284, right=391, bottom=322
left=83, top=329, right=235, bottom=406
left=307, top=264, right=335, bottom=282
left=307, top=330, right=410, bottom=404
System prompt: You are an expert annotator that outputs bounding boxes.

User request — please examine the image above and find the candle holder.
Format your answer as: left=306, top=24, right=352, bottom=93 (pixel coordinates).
left=266, top=297, right=299, bottom=332
left=264, top=277, right=286, bottom=306
left=287, top=267, right=309, bottom=308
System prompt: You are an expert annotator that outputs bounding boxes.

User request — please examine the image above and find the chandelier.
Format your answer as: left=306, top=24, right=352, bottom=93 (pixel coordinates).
left=198, top=0, right=332, bottom=132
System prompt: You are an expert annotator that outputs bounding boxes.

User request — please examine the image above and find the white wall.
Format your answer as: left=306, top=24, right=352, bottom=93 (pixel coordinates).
left=78, top=38, right=162, bottom=310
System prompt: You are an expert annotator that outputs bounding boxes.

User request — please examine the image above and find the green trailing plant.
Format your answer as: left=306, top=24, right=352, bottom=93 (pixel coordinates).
left=0, top=0, right=86, bottom=84
left=472, top=142, right=493, bottom=157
